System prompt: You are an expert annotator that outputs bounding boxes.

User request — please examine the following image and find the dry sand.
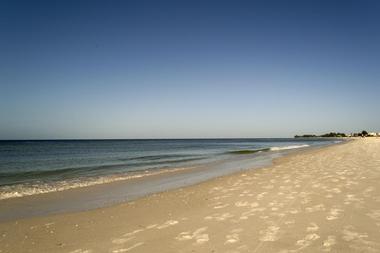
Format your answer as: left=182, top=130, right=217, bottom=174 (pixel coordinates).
left=1, top=138, right=380, bottom=253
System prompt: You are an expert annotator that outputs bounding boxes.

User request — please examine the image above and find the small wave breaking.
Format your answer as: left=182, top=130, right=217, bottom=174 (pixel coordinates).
left=228, top=144, right=310, bottom=155
left=0, top=167, right=188, bottom=200
left=227, top=148, right=270, bottom=154
left=269, top=144, right=310, bottom=151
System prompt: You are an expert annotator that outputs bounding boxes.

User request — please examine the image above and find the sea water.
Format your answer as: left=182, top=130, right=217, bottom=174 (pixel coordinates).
left=0, top=138, right=339, bottom=200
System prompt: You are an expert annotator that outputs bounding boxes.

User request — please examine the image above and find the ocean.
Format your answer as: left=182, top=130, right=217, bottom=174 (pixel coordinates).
left=0, top=138, right=339, bottom=201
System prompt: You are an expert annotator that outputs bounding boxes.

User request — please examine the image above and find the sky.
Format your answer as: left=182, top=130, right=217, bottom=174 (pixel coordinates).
left=1, top=0, right=379, bottom=139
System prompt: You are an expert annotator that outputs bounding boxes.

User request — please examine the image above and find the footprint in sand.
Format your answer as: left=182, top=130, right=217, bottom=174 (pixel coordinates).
left=306, top=223, right=319, bottom=232
left=224, top=229, right=243, bottom=244
left=341, top=225, right=380, bottom=251
left=367, top=210, right=380, bottom=226
left=259, top=226, right=280, bottom=242
left=262, top=184, right=274, bottom=189
left=256, top=192, right=268, bottom=200
left=284, top=220, right=295, bottom=226
left=204, top=212, right=234, bottom=221
left=146, top=224, right=158, bottom=229
left=305, top=204, right=325, bottom=213
left=213, top=194, right=232, bottom=200
left=235, top=201, right=249, bottom=207
left=295, top=233, right=320, bottom=250
left=235, top=201, right=259, bottom=208
left=69, top=250, right=92, bottom=253
left=285, top=194, right=296, bottom=200
left=209, top=186, right=222, bottom=194
left=112, top=242, right=144, bottom=252
left=176, top=227, right=209, bottom=245
left=213, top=203, right=230, bottom=209
left=326, top=208, right=343, bottom=220
left=157, top=220, right=179, bottom=229
left=240, top=207, right=266, bottom=220
left=363, top=186, right=375, bottom=197
left=344, top=194, right=363, bottom=205
left=44, top=222, right=55, bottom=228
left=322, top=235, right=336, bottom=252
left=123, top=229, right=144, bottom=237
left=112, top=237, right=135, bottom=244
left=331, top=188, right=341, bottom=193
left=342, top=226, right=368, bottom=241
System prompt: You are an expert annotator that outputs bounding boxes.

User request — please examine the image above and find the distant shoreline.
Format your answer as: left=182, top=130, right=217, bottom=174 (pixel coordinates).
left=295, top=130, right=380, bottom=138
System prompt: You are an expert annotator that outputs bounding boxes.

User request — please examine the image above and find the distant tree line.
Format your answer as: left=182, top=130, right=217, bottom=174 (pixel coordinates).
left=295, top=130, right=372, bottom=138
left=352, top=130, right=369, bottom=137
left=320, top=132, right=347, bottom=137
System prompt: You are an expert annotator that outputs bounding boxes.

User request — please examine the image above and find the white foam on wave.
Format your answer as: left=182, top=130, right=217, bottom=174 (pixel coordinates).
left=270, top=144, right=310, bottom=151
left=0, top=167, right=188, bottom=200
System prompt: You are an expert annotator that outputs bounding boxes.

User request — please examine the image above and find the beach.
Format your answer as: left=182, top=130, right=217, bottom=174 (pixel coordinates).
left=1, top=138, right=380, bottom=252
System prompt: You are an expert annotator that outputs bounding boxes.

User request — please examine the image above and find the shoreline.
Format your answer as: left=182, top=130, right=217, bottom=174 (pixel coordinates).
left=0, top=140, right=342, bottom=222
left=3, top=138, right=379, bottom=253
left=0, top=138, right=342, bottom=202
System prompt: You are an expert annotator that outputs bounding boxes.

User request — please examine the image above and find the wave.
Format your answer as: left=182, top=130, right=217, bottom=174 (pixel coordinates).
left=0, top=167, right=189, bottom=200
left=269, top=144, right=310, bottom=151
left=120, top=154, right=197, bottom=162
left=0, top=157, right=205, bottom=185
left=227, top=148, right=270, bottom=154
left=228, top=144, right=310, bottom=155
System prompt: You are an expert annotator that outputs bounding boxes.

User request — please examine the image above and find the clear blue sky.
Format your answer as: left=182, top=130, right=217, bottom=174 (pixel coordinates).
left=1, top=0, right=379, bottom=139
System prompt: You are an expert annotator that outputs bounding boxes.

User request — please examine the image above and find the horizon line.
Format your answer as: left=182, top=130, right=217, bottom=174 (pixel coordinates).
left=0, top=137, right=305, bottom=141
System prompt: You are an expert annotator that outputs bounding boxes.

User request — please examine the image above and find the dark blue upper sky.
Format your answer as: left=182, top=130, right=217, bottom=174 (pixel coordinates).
left=1, top=0, right=379, bottom=139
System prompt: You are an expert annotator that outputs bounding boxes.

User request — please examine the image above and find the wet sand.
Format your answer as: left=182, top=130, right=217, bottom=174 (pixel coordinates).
left=1, top=138, right=380, bottom=252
